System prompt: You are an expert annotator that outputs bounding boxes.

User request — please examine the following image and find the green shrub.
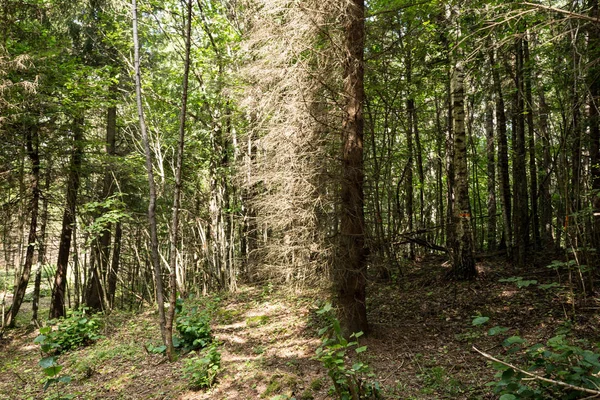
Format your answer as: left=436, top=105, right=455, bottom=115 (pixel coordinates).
left=183, top=343, right=221, bottom=389
left=34, top=307, right=103, bottom=354
left=473, top=318, right=600, bottom=399
left=175, top=300, right=214, bottom=352
left=313, top=303, right=381, bottom=399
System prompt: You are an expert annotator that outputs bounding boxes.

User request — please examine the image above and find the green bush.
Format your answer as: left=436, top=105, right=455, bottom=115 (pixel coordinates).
left=34, top=307, right=103, bottom=354
left=175, top=300, right=214, bottom=352
left=474, top=318, right=600, bottom=399
left=183, top=343, right=221, bottom=389
left=313, top=303, right=381, bottom=399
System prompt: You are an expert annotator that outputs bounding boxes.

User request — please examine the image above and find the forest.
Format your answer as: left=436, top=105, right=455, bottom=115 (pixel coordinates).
left=1, top=0, right=600, bottom=398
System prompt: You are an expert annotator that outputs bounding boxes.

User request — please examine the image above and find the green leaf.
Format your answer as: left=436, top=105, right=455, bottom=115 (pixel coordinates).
left=499, top=395, right=516, bottom=400
left=39, top=356, right=57, bottom=369
left=317, top=303, right=332, bottom=315
left=43, top=364, right=62, bottom=377
left=503, top=336, right=526, bottom=346
left=472, top=316, right=490, bottom=326
left=355, top=346, right=367, bottom=354
left=34, top=335, right=47, bottom=344
left=488, top=326, right=509, bottom=336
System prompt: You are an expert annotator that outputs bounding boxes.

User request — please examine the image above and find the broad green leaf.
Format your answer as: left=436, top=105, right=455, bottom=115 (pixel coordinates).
left=39, top=356, right=56, bottom=369
left=488, top=326, right=509, bottom=336
left=472, top=316, right=489, bottom=326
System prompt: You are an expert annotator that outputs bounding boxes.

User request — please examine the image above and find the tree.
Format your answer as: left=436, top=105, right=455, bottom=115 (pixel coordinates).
left=337, top=0, right=368, bottom=334
left=450, top=63, right=476, bottom=280
left=5, top=124, right=40, bottom=327
left=165, top=0, right=193, bottom=362
left=50, top=117, right=84, bottom=319
left=132, top=0, right=167, bottom=343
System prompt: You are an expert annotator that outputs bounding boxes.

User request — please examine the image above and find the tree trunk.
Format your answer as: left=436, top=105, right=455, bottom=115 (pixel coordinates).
left=337, top=0, right=368, bottom=336
left=490, top=48, right=512, bottom=257
left=165, top=0, right=192, bottom=361
left=85, top=104, right=117, bottom=311
left=485, top=100, right=496, bottom=251
left=132, top=0, right=166, bottom=343
left=6, top=126, right=40, bottom=327
left=450, top=64, right=476, bottom=280
left=538, top=89, right=553, bottom=246
left=32, top=157, right=51, bottom=325
left=50, top=117, right=84, bottom=319
left=107, top=221, right=122, bottom=308
left=589, top=0, right=600, bottom=254
left=524, top=35, right=540, bottom=248
left=513, top=36, right=529, bottom=266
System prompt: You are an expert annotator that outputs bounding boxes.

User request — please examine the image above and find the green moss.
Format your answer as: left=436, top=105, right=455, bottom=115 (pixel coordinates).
left=246, top=315, right=270, bottom=327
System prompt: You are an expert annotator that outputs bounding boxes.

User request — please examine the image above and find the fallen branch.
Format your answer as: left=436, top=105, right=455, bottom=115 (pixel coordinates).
left=472, top=346, right=600, bottom=397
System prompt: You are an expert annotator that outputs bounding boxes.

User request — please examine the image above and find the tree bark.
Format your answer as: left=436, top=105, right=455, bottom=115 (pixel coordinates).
left=513, top=36, right=529, bottom=266
left=589, top=0, right=600, bottom=254
left=337, top=0, right=368, bottom=335
left=5, top=126, right=40, bottom=327
left=450, top=63, right=476, bottom=280
left=524, top=35, right=540, bottom=248
left=32, top=157, right=51, bottom=325
left=132, top=0, right=166, bottom=343
left=485, top=100, right=496, bottom=251
left=165, top=0, right=192, bottom=361
left=490, top=48, right=512, bottom=257
left=50, top=117, right=84, bottom=319
left=107, top=221, right=122, bottom=308
left=85, top=105, right=117, bottom=311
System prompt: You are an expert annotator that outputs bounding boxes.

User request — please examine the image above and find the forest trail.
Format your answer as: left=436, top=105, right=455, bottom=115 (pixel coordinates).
left=2, top=256, right=599, bottom=399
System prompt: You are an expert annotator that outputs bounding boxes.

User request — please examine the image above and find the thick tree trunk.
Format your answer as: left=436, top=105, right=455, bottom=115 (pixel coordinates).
left=450, top=64, right=476, bottom=280
left=337, top=0, right=368, bottom=336
left=50, top=117, right=84, bottom=319
left=132, top=0, right=166, bottom=343
left=6, top=126, right=40, bottom=327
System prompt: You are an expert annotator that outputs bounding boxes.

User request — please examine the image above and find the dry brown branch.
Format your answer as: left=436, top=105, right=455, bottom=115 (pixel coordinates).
left=472, top=346, right=600, bottom=397
left=521, top=2, right=600, bottom=23
left=237, top=0, right=354, bottom=285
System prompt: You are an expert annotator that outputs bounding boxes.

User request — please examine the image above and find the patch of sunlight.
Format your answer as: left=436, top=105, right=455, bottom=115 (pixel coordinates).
left=499, top=289, right=517, bottom=298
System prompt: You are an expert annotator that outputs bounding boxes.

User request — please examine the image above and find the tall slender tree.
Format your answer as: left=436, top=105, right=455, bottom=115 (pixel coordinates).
left=132, top=0, right=166, bottom=343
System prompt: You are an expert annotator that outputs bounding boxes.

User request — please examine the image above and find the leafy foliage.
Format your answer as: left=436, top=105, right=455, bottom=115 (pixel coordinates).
left=313, top=303, right=381, bottom=399
left=474, top=317, right=600, bottom=399
left=175, top=298, right=217, bottom=352
left=34, top=307, right=103, bottom=354
left=182, top=343, right=222, bottom=389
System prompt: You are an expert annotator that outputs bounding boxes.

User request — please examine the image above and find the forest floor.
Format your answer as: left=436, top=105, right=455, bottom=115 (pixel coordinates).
left=1, top=253, right=600, bottom=399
